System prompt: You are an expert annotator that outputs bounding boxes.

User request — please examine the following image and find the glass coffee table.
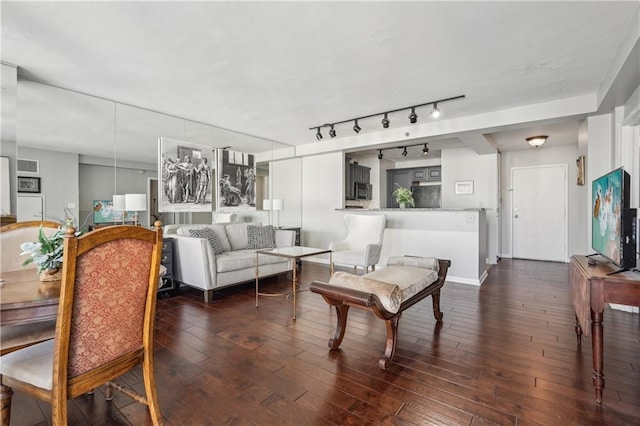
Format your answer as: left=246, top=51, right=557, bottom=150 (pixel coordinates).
left=255, top=246, right=333, bottom=320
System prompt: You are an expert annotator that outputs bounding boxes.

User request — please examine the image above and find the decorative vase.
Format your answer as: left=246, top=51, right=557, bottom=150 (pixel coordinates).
left=39, top=268, right=62, bottom=282
left=399, top=201, right=406, bottom=209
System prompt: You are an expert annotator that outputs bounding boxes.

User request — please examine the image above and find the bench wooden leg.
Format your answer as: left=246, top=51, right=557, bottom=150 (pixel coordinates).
left=432, top=289, right=444, bottom=322
left=328, top=304, right=350, bottom=350
left=380, top=314, right=401, bottom=370
left=0, top=381, right=12, bottom=426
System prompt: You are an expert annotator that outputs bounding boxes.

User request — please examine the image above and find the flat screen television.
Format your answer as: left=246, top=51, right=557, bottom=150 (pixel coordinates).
left=591, top=167, right=636, bottom=271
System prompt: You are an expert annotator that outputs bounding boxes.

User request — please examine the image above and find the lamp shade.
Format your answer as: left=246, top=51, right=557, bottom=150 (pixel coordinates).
left=272, top=199, right=284, bottom=211
left=263, top=199, right=272, bottom=210
left=112, top=195, right=126, bottom=211
left=125, top=193, right=147, bottom=211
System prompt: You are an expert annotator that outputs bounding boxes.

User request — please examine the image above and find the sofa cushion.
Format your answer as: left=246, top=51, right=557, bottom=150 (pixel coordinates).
left=216, top=250, right=287, bottom=273
left=247, top=225, right=276, bottom=249
left=188, top=228, right=224, bottom=255
left=176, top=224, right=231, bottom=252
left=224, top=222, right=261, bottom=251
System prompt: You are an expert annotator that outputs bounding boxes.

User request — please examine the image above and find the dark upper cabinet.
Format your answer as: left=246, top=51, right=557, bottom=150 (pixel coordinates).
left=411, top=168, right=427, bottom=181
left=346, top=161, right=371, bottom=200
left=427, top=166, right=441, bottom=181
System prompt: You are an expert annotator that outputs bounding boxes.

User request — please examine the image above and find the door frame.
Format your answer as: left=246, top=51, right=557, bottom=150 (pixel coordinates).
left=509, top=164, right=568, bottom=262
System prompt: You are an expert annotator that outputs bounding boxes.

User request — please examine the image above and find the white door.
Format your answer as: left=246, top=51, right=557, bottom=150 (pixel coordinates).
left=17, top=195, right=44, bottom=221
left=511, top=165, right=567, bottom=262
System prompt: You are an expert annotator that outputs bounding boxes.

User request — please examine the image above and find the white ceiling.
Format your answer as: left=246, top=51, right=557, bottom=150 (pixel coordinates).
left=2, top=1, right=639, bottom=164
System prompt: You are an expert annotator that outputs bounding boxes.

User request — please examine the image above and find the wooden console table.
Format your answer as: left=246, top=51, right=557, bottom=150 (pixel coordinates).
left=569, top=255, right=640, bottom=403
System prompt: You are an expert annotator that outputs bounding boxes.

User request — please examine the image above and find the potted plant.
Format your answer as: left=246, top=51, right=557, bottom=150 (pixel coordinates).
left=392, top=183, right=414, bottom=208
left=20, top=209, right=90, bottom=281
left=20, top=226, right=65, bottom=281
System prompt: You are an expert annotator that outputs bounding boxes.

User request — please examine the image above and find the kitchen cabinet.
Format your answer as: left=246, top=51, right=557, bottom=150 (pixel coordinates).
left=387, top=169, right=411, bottom=208
left=345, top=161, right=371, bottom=200
left=409, top=166, right=441, bottom=182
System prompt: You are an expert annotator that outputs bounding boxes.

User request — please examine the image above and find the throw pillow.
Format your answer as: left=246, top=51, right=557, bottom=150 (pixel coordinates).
left=247, top=225, right=276, bottom=250
left=188, top=228, right=225, bottom=255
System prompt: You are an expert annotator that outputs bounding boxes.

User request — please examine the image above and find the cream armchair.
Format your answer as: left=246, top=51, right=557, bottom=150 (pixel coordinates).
left=329, top=213, right=386, bottom=274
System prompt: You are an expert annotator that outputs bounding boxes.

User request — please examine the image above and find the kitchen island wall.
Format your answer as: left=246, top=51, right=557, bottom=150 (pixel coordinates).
left=334, top=208, right=489, bottom=285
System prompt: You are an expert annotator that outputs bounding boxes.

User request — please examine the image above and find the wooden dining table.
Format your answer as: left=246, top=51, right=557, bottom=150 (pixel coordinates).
left=0, top=269, right=60, bottom=326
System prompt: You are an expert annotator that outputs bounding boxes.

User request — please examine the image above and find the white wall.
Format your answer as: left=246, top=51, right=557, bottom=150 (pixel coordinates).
left=19, top=147, right=79, bottom=223
left=1, top=64, right=17, bottom=214
left=301, top=152, right=345, bottom=253
left=500, top=144, right=585, bottom=258
left=271, top=157, right=302, bottom=228
left=441, top=147, right=499, bottom=264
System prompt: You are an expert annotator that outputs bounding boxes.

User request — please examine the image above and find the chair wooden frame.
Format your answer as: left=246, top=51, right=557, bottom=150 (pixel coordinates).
left=0, top=223, right=164, bottom=425
left=310, top=259, right=450, bottom=370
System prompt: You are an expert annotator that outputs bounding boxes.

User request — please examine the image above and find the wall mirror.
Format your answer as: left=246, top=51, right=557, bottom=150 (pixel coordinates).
left=14, top=78, right=300, bottom=229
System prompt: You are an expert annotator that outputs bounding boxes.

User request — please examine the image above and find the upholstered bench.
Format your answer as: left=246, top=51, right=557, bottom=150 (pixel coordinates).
left=310, top=256, right=450, bottom=369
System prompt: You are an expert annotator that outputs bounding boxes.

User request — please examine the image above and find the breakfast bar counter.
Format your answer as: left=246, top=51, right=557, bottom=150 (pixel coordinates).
left=336, top=208, right=488, bottom=285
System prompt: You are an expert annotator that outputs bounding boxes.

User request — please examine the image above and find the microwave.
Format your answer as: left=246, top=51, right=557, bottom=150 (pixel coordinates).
left=354, top=182, right=372, bottom=200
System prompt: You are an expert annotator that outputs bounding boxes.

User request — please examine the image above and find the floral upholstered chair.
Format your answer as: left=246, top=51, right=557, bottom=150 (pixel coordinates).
left=0, top=223, right=164, bottom=425
left=0, top=220, right=59, bottom=356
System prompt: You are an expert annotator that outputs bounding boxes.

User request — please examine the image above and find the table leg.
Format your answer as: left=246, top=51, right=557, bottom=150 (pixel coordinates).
left=292, top=260, right=298, bottom=320
left=575, top=314, right=582, bottom=346
left=329, top=252, right=334, bottom=277
left=0, top=382, right=12, bottom=426
left=255, top=253, right=259, bottom=308
left=591, top=309, right=604, bottom=403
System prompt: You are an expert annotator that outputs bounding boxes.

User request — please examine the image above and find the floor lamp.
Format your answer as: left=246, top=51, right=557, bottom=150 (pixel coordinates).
left=125, top=193, right=147, bottom=226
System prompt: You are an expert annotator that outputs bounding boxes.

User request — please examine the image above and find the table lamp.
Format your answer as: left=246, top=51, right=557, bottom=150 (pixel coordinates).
left=125, top=193, right=146, bottom=226
left=112, top=194, right=126, bottom=225
left=272, top=198, right=283, bottom=228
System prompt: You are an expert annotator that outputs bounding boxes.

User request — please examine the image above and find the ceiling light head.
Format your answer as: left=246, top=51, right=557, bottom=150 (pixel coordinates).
left=329, top=124, right=336, bottom=138
left=402, top=147, right=408, bottom=156
left=408, top=107, right=417, bottom=124
left=315, top=128, right=323, bottom=140
left=422, top=144, right=429, bottom=155
left=430, top=103, right=441, bottom=118
left=353, top=119, right=361, bottom=133
left=526, top=135, right=548, bottom=148
left=381, top=113, right=390, bottom=129
left=378, top=150, right=383, bottom=160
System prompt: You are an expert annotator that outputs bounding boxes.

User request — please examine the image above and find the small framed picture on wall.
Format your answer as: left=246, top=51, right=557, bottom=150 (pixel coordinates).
left=17, top=176, right=41, bottom=193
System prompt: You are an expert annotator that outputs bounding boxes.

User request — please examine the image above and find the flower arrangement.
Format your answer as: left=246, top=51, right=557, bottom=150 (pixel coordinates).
left=392, top=183, right=415, bottom=208
left=20, top=208, right=91, bottom=277
left=20, top=226, right=65, bottom=273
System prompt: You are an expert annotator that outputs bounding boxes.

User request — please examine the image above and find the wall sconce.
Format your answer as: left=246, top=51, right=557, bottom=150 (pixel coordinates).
left=526, top=135, right=548, bottom=148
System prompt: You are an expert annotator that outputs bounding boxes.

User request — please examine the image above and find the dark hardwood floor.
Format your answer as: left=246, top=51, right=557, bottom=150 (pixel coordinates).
left=9, top=259, right=640, bottom=425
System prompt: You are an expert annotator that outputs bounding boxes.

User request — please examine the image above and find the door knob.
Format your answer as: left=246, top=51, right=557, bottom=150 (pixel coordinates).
left=514, top=214, right=519, bottom=218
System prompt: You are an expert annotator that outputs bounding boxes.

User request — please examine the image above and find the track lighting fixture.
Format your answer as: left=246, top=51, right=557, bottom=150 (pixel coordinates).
left=381, top=113, right=390, bottom=129
left=309, top=94, right=465, bottom=139
left=401, top=147, right=408, bottom=156
left=422, top=144, right=429, bottom=155
left=430, top=103, right=441, bottom=118
left=408, top=107, right=417, bottom=124
left=378, top=150, right=383, bottom=160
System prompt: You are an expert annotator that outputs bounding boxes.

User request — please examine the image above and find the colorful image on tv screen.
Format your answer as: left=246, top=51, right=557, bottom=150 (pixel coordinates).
left=592, top=169, right=623, bottom=265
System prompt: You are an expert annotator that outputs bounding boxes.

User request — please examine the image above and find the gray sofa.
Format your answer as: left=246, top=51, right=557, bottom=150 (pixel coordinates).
left=165, top=222, right=295, bottom=302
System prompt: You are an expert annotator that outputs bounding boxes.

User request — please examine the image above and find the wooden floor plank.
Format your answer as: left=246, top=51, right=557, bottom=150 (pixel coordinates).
left=5, top=258, right=640, bottom=425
